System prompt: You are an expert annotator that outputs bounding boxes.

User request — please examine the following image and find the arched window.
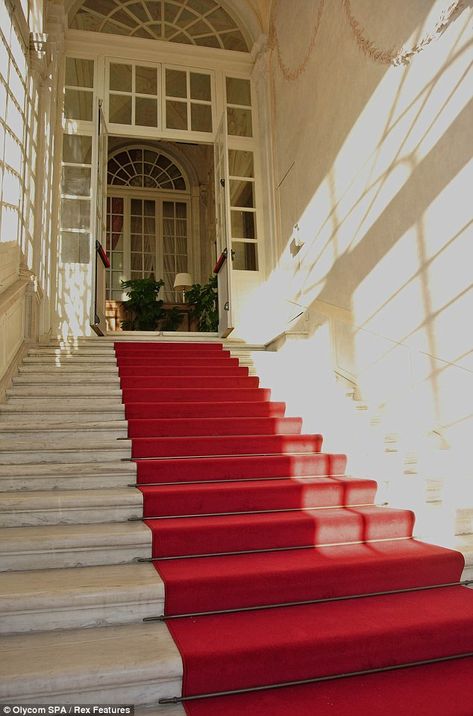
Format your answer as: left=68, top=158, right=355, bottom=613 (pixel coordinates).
left=69, top=0, right=249, bottom=52
left=107, top=147, right=187, bottom=190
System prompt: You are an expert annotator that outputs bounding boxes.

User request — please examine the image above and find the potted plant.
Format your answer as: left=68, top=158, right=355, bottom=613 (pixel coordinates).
left=185, top=275, right=218, bottom=332
left=121, top=277, right=183, bottom=331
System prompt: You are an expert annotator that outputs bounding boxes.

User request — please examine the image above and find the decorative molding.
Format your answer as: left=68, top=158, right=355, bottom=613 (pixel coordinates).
left=269, top=0, right=325, bottom=81
left=342, top=0, right=466, bottom=66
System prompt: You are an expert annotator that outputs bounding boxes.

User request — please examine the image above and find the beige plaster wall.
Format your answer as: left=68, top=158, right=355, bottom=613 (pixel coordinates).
left=242, top=0, right=473, bottom=532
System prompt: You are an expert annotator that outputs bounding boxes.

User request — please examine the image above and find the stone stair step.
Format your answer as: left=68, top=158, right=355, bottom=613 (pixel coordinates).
left=7, top=385, right=122, bottom=397
left=0, top=622, right=181, bottom=704
left=0, top=563, right=164, bottom=634
left=0, top=521, right=150, bottom=570
left=0, top=420, right=128, bottom=439
left=13, top=374, right=120, bottom=384
left=28, top=348, right=116, bottom=356
left=0, top=487, right=142, bottom=526
left=19, top=365, right=119, bottom=374
left=23, top=356, right=117, bottom=364
left=0, top=461, right=136, bottom=491
left=0, top=442, right=131, bottom=464
left=1, top=398, right=124, bottom=410
left=0, top=406, right=125, bottom=421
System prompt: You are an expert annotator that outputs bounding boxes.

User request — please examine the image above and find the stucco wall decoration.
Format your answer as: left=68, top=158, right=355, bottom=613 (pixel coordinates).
left=269, top=0, right=325, bottom=80
left=342, top=0, right=466, bottom=65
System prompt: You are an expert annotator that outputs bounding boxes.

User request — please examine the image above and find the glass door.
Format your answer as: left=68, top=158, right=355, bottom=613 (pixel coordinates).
left=214, top=113, right=234, bottom=337
left=106, top=194, right=189, bottom=303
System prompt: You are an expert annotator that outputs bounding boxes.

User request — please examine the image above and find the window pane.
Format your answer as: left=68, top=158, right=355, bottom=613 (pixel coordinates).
left=131, top=235, right=142, bottom=251
left=131, top=199, right=142, bottom=215
left=66, top=58, right=94, bottom=88
left=226, top=77, right=251, bottom=106
left=228, top=149, right=254, bottom=178
left=166, top=69, right=187, bottom=98
left=131, top=253, right=142, bottom=270
left=136, top=65, right=157, bottom=94
left=163, top=201, right=174, bottom=217
left=135, top=97, right=157, bottom=127
left=191, top=103, right=212, bottom=132
left=190, top=72, right=211, bottom=101
left=166, top=100, right=187, bottom=130
left=231, top=210, right=256, bottom=239
left=112, top=252, right=123, bottom=270
left=109, top=94, right=132, bottom=124
left=62, top=166, right=91, bottom=197
left=143, top=236, right=154, bottom=252
left=230, top=180, right=254, bottom=208
left=110, top=63, right=132, bottom=92
left=61, top=232, right=90, bottom=264
left=131, top=216, right=142, bottom=232
left=232, top=241, right=257, bottom=270
left=62, top=135, right=92, bottom=164
left=64, top=89, right=93, bottom=121
left=61, top=199, right=91, bottom=230
left=227, top=107, right=252, bottom=137
left=176, top=203, right=187, bottom=218
left=144, top=200, right=155, bottom=216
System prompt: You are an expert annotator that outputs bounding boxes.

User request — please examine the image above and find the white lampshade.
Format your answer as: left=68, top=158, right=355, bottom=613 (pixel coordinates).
left=173, top=272, right=193, bottom=289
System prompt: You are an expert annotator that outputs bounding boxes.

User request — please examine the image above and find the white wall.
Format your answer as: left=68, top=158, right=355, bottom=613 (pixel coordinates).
left=238, top=0, right=473, bottom=540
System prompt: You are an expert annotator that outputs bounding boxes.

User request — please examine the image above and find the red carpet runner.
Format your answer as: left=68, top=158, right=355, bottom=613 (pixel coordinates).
left=115, top=341, right=473, bottom=715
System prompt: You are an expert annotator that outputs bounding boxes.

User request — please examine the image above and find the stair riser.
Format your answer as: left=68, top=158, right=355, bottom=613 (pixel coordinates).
left=0, top=597, right=165, bottom=635
left=0, top=678, right=182, bottom=707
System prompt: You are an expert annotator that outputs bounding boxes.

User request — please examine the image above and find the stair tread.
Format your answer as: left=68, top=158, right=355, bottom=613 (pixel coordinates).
left=0, top=461, right=136, bottom=477
left=168, top=586, right=473, bottom=696
left=181, top=656, right=473, bottom=716
left=0, top=487, right=142, bottom=510
left=157, top=538, right=464, bottom=615
left=0, top=521, right=150, bottom=551
left=0, top=563, right=163, bottom=612
left=0, top=622, right=182, bottom=698
left=147, top=504, right=415, bottom=557
left=140, top=476, right=376, bottom=517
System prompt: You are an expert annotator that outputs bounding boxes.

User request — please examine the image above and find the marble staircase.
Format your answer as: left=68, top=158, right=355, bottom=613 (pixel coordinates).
left=1, top=336, right=471, bottom=708
left=0, top=339, right=185, bottom=707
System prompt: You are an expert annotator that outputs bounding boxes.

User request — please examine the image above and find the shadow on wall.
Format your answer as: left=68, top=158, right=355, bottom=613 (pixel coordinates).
left=237, top=1, right=473, bottom=536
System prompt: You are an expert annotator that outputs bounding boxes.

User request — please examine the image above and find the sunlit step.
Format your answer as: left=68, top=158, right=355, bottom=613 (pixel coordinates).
left=0, top=461, right=136, bottom=492
left=0, top=563, right=164, bottom=635
left=0, top=487, right=142, bottom=527
left=0, top=521, right=151, bottom=571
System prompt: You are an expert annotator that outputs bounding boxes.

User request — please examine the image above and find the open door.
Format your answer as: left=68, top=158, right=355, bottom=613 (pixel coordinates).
left=90, top=100, right=108, bottom=335
left=214, top=113, right=234, bottom=338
